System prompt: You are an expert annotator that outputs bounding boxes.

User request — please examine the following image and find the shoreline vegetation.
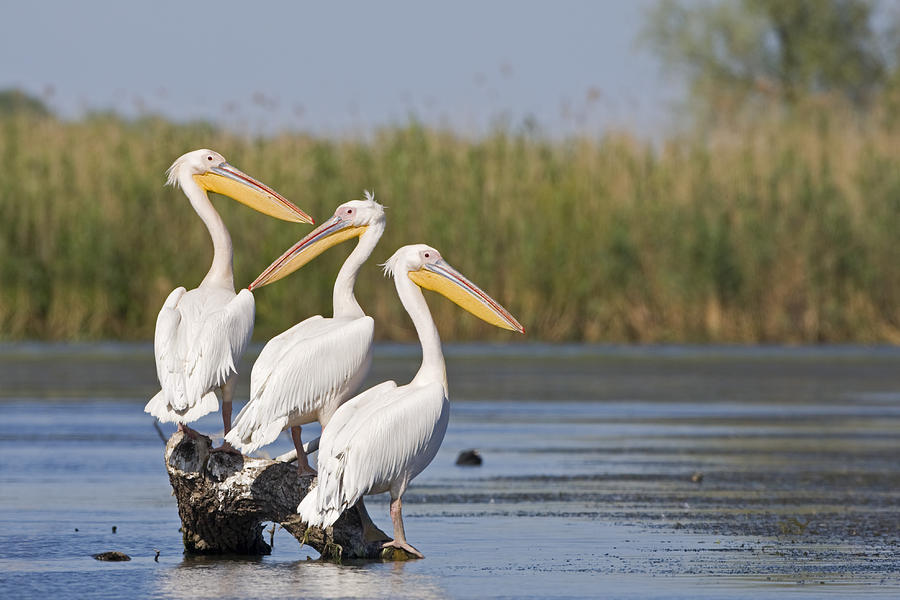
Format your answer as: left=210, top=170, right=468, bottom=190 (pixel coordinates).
left=0, top=102, right=898, bottom=344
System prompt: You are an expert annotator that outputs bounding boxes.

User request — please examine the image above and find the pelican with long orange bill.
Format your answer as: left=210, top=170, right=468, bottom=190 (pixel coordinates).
left=297, top=244, right=523, bottom=558
left=227, top=192, right=386, bottom=475
left=145, top=149, right=313, bottom=448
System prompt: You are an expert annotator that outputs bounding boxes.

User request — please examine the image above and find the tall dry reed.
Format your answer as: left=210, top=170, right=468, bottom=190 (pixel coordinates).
left=0, top=106, right=897, bottom=343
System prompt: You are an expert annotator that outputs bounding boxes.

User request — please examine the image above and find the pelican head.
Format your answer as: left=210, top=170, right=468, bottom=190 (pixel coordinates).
left=167, top=149, right=313, bottom=224
left=250, top=191, right=385, bottom=290
left=384, top=244, right=525, bottom=333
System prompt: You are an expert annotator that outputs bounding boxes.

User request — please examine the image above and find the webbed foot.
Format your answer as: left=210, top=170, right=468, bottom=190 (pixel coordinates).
left=211, top=441, right=241, bottom=455
left=177, top=424, right=200, bottom=439
left=382, top=539, right=424, bottom=559
left=297, top=463, right=317, bottom=477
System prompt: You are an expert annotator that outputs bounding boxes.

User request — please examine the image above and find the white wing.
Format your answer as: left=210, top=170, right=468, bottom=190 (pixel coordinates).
left=298, top=380, right=448, bottom=528
left=145, top=287, right=255, bottom=423
left=153, top=286, right=186, bottom=409
left=227, top=315, right=374, bottom=452
left=316, top=379, right=398, bottom=442
left=186, top=288, right=255, bottom=397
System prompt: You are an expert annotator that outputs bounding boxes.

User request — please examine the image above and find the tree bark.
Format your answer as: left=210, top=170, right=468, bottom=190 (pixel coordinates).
left=164, top=430, right=413, bottom=561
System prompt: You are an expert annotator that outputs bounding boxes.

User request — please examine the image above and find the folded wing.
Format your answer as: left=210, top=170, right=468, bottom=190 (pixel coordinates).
left=227, top=315, right=374, bottom=452
left=146, top=288, right=255, bottom=423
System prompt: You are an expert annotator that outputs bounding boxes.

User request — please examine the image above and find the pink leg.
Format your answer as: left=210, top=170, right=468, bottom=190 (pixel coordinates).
left=212, top=379, right=239, bottom=454
left=291, top=426, right=317, bottom=476
left=381, top=496, right=424, bottom=558
left=222, top=401, right=233, bottom=436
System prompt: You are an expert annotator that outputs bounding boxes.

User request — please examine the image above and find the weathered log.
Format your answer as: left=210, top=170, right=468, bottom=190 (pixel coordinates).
left=164, top=430, right=414, bottom=560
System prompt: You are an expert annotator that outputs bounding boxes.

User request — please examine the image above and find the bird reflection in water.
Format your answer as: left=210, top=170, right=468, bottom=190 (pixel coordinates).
left=155, top=553, right=448, bottom=600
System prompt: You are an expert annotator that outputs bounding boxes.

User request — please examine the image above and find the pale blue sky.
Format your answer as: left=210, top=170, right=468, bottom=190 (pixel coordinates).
left=0, top=0, right=677, bottom=137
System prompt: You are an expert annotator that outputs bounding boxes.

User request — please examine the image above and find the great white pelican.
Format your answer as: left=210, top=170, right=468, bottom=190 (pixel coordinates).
left=225, top=193, right=386, bottom=474
left=144, top=149, right=313, bottom=445
left=297, top=244, right=524, bottom=557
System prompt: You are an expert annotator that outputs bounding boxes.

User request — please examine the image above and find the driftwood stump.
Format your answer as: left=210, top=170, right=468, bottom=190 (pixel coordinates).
left=164, top=431, right=412, bottom=560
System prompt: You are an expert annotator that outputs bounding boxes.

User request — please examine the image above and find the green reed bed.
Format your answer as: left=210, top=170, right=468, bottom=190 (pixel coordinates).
left=0, top=110, right=897, bottom=343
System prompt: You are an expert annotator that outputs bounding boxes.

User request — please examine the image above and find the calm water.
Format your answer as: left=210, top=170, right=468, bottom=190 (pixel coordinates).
left=1, top=344, right=899, bottom=599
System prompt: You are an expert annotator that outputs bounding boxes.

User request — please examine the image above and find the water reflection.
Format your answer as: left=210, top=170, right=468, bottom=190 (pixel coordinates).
left=156, top=556, right=448, bottom=600
left=2, top=345, right=900, bottom=599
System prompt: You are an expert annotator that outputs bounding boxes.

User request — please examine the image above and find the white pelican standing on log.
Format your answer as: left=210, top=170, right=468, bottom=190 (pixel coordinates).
left=297, top=244, right=524, bottom=557
left=225, top=193, right=386, bottom=473
left=144, top=149, right=313, bottom=444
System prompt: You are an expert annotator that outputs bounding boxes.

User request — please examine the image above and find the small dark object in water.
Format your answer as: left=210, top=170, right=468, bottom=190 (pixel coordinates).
left=74, top=528, right=79, bottom=532
left=111, top=525, right=117, bottom=534
left=93, top=551, right=131, bottom=561
left=455, top=449, right=482, bottom=466
left=154, top=549, right=160, bottom=562
left=691, top=471, right=704, bottom=484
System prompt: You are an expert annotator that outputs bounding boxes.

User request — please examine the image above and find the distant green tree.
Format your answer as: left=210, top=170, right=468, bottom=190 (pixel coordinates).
left=0, top=89, right=52, bottom=117
left=643, top=0, right=890, bottom=111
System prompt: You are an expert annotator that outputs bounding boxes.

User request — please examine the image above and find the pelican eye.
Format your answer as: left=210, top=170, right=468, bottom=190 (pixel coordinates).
left=207, top=155, right=213, bottom=161
left=424, top=252, right=430, bottom=259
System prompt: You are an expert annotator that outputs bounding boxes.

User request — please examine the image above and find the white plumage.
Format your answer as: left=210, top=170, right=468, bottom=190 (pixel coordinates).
left=298, top=379, right=448, bottom=528
left=297, top=244, right=524, bottom=558
left=144, top=149, right=311, bottom=434
left=227, top=315, right=373, bottom=451
left=226, top=195, right=386, bottom=469
left=145, top=285, right=255, bottom=423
